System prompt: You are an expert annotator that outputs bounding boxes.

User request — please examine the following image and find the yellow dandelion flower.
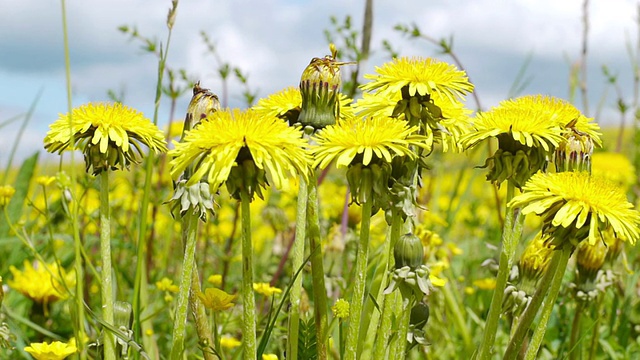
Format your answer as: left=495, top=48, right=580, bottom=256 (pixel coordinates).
left=462, top=96, right=568, bottom=152
left=0, top=185, right=15, bottom=206
left=331, top=298, right=350, bottom=319
left=198, top=287, right=236, bottom=312
left=361, top=57, right=474, bottom=103
left=220, top=335, right=242, bottom=349
left=354, top=91, right=472, bottom=152
left=262, top=354, right=279, bottom=360
left=8, top=260, right=73, bottom=305
left=155, top=277, right=179, bottom=293
left=510, top=172, right=640, bottom=247
left=592, top=152, right=635, bottom=190
left=169, top=109, right=311, bottom=196
left=253, top=282, right=282, bottom=297
left=24, top=341, right=77, bottom=360
left=44, top=102, right=167, bottom=175
left=311, top=116, right=429, bottom=169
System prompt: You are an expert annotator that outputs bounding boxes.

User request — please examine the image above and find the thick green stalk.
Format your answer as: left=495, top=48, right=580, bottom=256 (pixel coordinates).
left=288, top=176, right=308, bottom=360
left=344, top=168, right=373, bottom=360
left=477, top=182, right=523, bottom=360
left=99, top=171, right=115, bottom=360
left=587, top=294, right=605, bottom=360
left=393, top=296, right=414, bottom=360
left=59, top=1, right=85, bottom=357
left=240, top=189, right=257, bottom=360
left=169, top=214, right=199, bottom=360
left=502, top=248, right=568, bottom=360
left=307, top=176, right=328, bottom=359
left=190, top=266, right=218, bottom=360
left=523, top=246, right=572, bottom=360
left=373, top=290, right=398, bottom=359
left=366, top=208, right=403, bottom=359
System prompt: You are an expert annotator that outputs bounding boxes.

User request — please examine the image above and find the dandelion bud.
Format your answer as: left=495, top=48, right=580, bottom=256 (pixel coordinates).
left=394, top=233, right=425, bottom=269
left=299, top=44, right=344, bottom=130
left=410, top=302, right=430, bottom=330
left=576, top=239, right=607, bottom=281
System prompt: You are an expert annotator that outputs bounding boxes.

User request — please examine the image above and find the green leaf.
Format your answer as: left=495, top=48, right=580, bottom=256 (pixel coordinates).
left=0, top=152, right=39, bottom=239
left=298, top=318, right=318, bottom=360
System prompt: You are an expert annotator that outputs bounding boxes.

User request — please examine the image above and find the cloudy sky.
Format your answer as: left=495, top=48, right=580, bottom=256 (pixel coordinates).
left=1, top=0, right=638, bottom=167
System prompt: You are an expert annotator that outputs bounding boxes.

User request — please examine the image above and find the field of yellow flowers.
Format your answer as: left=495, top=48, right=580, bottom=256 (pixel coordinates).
left=3, top=1, right=640, bottom=360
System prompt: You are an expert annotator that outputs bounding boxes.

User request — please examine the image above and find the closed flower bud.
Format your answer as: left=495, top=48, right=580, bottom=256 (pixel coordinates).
left=394, top=233, right=425, bottom=269
left=299, top=44, right=346, bottom=130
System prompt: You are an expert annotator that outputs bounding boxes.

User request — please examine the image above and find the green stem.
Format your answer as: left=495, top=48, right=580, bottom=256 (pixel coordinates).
left=99, top=171, right=115, bottom=360
left=344, top=168, right=373, bottom=360
left=477, top=182, right=523, bottom=360
left=568, top=301, right=584, bottom=360
left=288, top=176, right=308, bottom=360
left=503, top=247, right=570, bottom=360
left=169, top=214, right=199, bottom=360
left=394, top=296, right=414, bottom=360
left=374, top=290, right=397, bottom=359
left=240, top=189, right=257, bottom=360
left=59, top=1, right=86, bottom=357
left=307, top=176, right=328, bottom=359
left=523, top=246, right=572, bottom=360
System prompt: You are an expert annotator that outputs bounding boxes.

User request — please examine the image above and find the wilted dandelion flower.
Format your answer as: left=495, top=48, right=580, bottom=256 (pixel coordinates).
left=8, top=260, right=73, bottom=305
left=24, top=341, right=77, bottom=360
left=361, top=57, right=474, bottom=102
left=198, top=288, right=236, bottom=312
left=0, top=185, right=15, bottom=207
left=253, top=282, right=282, bottom=297
left=509, top=172, right=640, bottom=248
left=169, top=108, right=311, bottom=200
left=44, top=103, right=167, bottom=175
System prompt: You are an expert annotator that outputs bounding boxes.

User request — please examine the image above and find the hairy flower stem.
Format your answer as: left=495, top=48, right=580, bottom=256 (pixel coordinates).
left=169, top=214, right=199, bottom=360
left=362, top=209, right=403, bottom=358
left=344, top=168, right=373, bottom=360
left=288, top=176, right=309, bottom=360
left=502, top=247, right=571, bottom=360
left=190, top=266, right=218, bottom=360
left=394, top=296, right=414, bottom=360
left=240, top=189, right=257, bottom=360
left=523, top=246, right=573, bottom=360
left=307, top=177, right=328, bottom=359
left=477, top=182, right=523, bottom=360
left=99, top=171, right=115, bottom=360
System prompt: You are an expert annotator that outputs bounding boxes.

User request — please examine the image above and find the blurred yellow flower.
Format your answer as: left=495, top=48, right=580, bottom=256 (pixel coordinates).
left=35, top=176, right=56, bottom=187
left=473, top=278, right=497, bottom=290
left=155, top=277, right=179, bottom=293
left=8, top=261, right=73, bottom=305
left=198, top=287, right=236, bottom=312
left=253, top=282, right=282, bottom=297
left=24, top=340, right=77, bottom=360
left=331, top=298, right=350, bottom=319
left=592, top=152, right=635, bottom=190
left=262, top=354, right=279, bottom=360
left=220, top=335, right=242, bottom=349
left=207, top=274, right=223, bottom=287
left=0, top=185, right=15, bottom=206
